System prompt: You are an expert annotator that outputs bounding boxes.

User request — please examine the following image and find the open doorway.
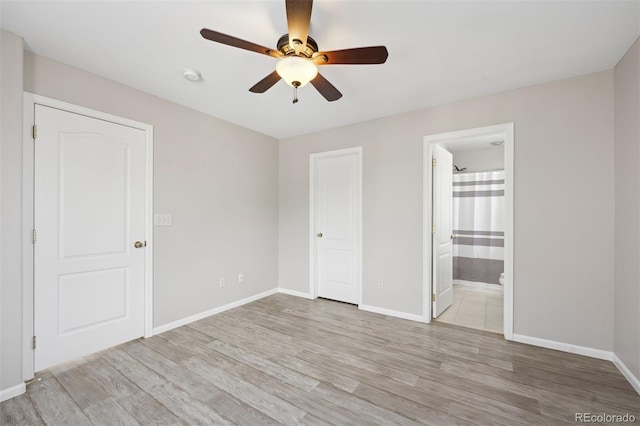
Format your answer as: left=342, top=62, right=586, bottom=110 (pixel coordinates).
left=423, top=124, right=514, bottom=339
left=437, top=145, right=505, bottom=333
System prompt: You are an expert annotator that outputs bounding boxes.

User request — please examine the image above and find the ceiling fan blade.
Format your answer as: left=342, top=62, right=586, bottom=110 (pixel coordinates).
left=200, top=28, right=282, bottom=59
left=310, top=73, right=342, bottom=102
left=249, top=71, right=281, bottom=93
left=313, top=46, right=389, bottom=65
left=286, top=0, right=313, bottom=54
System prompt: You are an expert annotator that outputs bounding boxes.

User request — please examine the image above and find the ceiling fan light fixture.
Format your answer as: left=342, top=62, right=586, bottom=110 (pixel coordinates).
left=276, top=56, right=318, bottom=88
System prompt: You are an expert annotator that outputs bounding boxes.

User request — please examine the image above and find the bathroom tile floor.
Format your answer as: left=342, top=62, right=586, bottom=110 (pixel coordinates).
left=435, top=284, right=504, bottom=334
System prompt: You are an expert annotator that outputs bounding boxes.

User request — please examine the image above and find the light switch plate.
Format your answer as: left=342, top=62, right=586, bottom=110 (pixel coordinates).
left=154, top=213, right=173, bottom=226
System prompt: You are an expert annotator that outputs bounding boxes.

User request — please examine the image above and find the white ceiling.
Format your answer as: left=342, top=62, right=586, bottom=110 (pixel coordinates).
left=2, top=1, right=639, bottom=139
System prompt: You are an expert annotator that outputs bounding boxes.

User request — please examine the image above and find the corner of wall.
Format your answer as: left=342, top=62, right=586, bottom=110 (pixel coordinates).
left=613, top=36, right=640, bottom=391
left=1, top=29, right=26, bottom=394
left=612, top=353, right=640, bottom=395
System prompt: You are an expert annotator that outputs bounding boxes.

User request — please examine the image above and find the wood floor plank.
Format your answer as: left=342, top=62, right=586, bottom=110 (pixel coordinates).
left=26, top=374, right=92, bottom=425
left=224, top=309, right=424, bottom=385
left=275, top=353, right=362, bottom=393
left=0, top=394, right=45, bottom=425
left=352, top=382, right=466, bottom=426
left=159, top=327, right=384, bottom=425
left=208, top=339, right=320, bottom=392
left=124, top=339, right=226, bottom=403
left=441, top=356, right=640, bottom=415
left=2, top=293, right=638, bottom=425
left=115, top=391, right=182, bottom=425
left=101, top=347, right=232, bottom=425
left=227, top=306, right=514, bottom=373
left=448, top=401, right=528, bottom=426
left=168, top=330, right=370, bottom=425
left=310, top=382, right=421, bottom=426
left=184, top=355, right=307, bottom=424
left=54, top=355, right=139, bottom=410
left=208, top=391, right=282, bottom=426
left=293, top=349, right=454, bottom=413
left=83, top=397, right=139, bottom=426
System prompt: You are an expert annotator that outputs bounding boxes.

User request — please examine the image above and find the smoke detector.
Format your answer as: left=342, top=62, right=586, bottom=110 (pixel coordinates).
left=183, top=68, right=202, bottom=82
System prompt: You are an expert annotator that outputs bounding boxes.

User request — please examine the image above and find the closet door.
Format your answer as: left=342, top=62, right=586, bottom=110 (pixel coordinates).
left=34, top=104, right=147, bottom=371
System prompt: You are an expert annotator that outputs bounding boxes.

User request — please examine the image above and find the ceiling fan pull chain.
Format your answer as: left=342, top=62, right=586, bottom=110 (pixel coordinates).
left=293, top=85, right=299, bottom=104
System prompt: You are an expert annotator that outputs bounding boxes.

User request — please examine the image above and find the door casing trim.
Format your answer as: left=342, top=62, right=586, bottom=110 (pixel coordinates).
left=309, top=147, right=362, bottom=306
left=22, top=93, right=154, bottom=381
left=423, top=123, right=514, bottom=340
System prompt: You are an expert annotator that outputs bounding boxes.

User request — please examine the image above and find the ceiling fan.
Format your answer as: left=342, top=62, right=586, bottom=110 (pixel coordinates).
left=200, top=0, right=389, bottom=103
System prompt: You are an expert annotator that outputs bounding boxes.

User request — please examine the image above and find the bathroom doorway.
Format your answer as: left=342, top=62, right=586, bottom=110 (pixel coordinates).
left=423, top=124, right=514, bottom=339
left=437, top=145, right=505, bottom=333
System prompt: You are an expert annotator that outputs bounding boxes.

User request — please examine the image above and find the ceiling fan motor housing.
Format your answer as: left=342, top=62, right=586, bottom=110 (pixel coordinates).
left=277, top=34, right=319, bottom=58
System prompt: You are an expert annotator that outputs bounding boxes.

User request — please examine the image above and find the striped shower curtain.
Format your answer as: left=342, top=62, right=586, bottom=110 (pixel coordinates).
left=452, top=170, right=504, bottom=285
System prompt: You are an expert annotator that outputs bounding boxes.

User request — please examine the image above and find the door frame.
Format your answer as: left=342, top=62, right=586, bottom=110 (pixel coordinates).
left=423, top=123, right=514, bottom=340
left=309, top=147, right=362, bottom=305
left=22, top=93, right=154, bottom=381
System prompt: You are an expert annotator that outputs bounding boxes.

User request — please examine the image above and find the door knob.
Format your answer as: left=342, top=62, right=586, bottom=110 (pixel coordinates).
left=451, top=234, right=457, bottom=240
left=317, top=233, right=323, bottom=238
left=134, top=241, right=145, bottom=248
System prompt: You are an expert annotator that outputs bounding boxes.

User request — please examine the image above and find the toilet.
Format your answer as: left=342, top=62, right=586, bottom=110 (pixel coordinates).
left=499, top=272, right=504, bottom=285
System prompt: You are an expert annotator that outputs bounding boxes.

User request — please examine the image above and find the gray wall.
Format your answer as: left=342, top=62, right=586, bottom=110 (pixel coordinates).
left=1, top=30, right=24, bottom=392
left=279, top=71, right=615, bottom=351
left=23, top=53, right=280, bottom=327
left=0, top=47, right=279, bottom=392
left=452, top=146, right=504, bottom=172
left=2, top=31, right=633, bottom=394
left=614, top=38, right=640, bottom=381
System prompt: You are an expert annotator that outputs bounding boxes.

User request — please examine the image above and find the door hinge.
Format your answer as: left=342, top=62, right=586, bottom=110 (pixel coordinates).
left=432, top=294, right=436, bottom=302
left=32, top=336, right=36, bottom=350
left=32, top=125, right=37, bottom=140
left=432, top=157, right=436, bottom=167
left=432, top=225, right=436, bottom=234
left=32, top=229, right=37, bottom=244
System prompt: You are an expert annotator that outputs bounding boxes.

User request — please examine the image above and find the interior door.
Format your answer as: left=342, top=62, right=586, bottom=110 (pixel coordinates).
left=34, top=104, right=146, bottom=371
left=313, top=150, right=360, bottom=304
left=432, top=144, right=454, bottom=318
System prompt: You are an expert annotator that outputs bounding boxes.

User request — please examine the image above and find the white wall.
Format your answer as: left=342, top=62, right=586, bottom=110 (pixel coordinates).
left=452, top=146, right=504, bottom=172
left=0, top=30, right=25, bottom=392
left=280, top=71, right=615, bottom=351
left=614, top=37, right=640, bottom=382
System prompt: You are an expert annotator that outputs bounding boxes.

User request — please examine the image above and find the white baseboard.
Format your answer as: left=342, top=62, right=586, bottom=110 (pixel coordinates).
left=512, top=333, right=612, bottom=361
left=277, top=290, right=426, bottom=323
left=152, top=288, right=278, bottom=335
left=359, top=304, right=425, bottom=323
left=278, top=288, right=313, bottom=299
left=0, top=382, right=26, bottom=402
left=612, top=353, right=640, bottom=395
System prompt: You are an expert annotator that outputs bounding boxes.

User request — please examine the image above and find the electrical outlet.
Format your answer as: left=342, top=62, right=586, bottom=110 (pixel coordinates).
left=238, top=273, right=244, bottom=283
left=154, top=213, right=173, bottom=226
left=219, top=277, right=226, bottom=288
left=377, top=279, right=384, bottom=289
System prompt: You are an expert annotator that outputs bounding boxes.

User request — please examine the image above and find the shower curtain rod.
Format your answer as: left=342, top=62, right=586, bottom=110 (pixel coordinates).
left=453, top=168, right=504, bottom=175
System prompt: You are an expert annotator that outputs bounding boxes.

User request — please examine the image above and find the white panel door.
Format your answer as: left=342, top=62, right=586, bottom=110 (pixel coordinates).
left=314, top=150, right=360, bottom=304
left=432, top=144, right=454, bottom=318
left=34, top=105, right=146, bottom=371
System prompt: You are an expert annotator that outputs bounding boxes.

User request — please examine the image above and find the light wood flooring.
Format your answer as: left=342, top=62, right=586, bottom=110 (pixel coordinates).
left=2, top=293, right=639, bottom=425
